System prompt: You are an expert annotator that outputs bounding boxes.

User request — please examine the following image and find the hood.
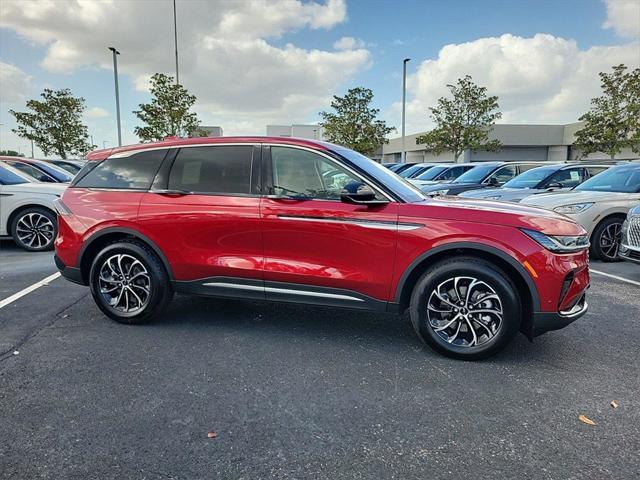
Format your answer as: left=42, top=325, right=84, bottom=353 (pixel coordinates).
left=409, top=179, right=439, bottom=187
left=522, top=189, right=637, bottom=208
left=401, top=195, right=586, bottom=236
left=3, top=182, right=68, bottom=196
left=461, top=187, right=555, bottom=203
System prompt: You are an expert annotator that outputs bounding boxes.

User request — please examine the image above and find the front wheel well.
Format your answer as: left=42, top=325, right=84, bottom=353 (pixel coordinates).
left=397, top=248, right=534, bottom=337
left=7, top=204, right=56, bottom=235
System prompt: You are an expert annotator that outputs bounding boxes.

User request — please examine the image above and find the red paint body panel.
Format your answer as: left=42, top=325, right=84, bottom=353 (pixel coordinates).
left=260, top=199, right=399, bottom=301
left=137, top=193, right=262, bottom=280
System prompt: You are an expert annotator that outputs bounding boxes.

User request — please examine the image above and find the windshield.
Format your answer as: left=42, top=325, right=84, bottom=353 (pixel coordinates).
left=329, top=145, right=426, bottom=202
left=453, top=164, right=497, bottom=184
left=0, top=164, right=30, bottom=185
left=503, top=166, right=559, bottom=189
left=414, top=166, right=447, bottom=180
left=575, top=165, right=640, bottom=193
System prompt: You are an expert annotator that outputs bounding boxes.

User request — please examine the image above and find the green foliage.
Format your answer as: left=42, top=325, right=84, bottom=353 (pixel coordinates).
left=134, top=73, right=204, bottom=142
left=320, top=87, right=395, bottom=156
left=416, top=75, right=502, bottom=161
left=10, top=89, right=92, bottom=159
left=574, top=64, right=640, bottom=159
left=0, top=150, right=24, bottom=157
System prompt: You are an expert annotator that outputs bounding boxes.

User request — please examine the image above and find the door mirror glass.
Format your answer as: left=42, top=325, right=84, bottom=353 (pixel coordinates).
left=487, top=176, right=500, bottom=186
left=546, top=182, right=563, bottom=189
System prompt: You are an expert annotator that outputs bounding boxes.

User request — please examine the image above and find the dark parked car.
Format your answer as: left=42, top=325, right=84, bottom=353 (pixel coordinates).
left=389, top=162, right=420, bottom=174
left=409, top=164, right=477, bottom=187
left=55, top=137, right=590, bottom=360
left=46, top=159, right=84, bottom=175
left=419, top=162, right=546, bottom=196
left=460, top=164, right=610, bottom=203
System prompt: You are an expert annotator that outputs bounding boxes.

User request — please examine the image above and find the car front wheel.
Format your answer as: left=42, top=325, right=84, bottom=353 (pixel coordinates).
left=89, top=240, right=173, bottom=324
left=590, top=217, right=623, bottom=262
left=410, top=256, right=521, bottom=360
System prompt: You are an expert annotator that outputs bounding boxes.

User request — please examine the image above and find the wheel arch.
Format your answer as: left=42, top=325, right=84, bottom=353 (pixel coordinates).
left=78, top=227, right=173, bottom=284
left=395, top=242, right=540, bottom=338
left=7, top=204, right=57, bottom=235
left=590, top=211, right=627, bottom=240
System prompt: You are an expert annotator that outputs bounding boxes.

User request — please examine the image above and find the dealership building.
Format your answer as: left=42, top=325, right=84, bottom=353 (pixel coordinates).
left=266, top=122, right=636, bottom=163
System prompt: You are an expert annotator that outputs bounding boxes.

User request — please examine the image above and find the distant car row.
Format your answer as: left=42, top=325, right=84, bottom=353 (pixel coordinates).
left=384, top=160, right=640, bottom=263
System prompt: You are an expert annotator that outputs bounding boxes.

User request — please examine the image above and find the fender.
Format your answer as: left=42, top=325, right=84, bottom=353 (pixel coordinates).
left=78, top=226, right=174, bottom=279
left=394, top=241, right=541, bottom=311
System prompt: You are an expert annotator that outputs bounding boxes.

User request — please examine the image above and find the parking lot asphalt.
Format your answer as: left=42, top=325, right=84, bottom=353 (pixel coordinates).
left=1, top=240, right=639, bottom=479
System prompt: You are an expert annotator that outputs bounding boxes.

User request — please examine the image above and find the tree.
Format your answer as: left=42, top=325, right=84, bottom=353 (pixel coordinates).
left=319, top=87, right=395, bottom=156
left=0, top=150, right=24, bottom=157
left=134, top=73, right=205, bottom=142
left=416, top=75, right=502, bottom=162
left=10, top=89, right=92, bottom=159
left=574, top=64, right=640, bottom=159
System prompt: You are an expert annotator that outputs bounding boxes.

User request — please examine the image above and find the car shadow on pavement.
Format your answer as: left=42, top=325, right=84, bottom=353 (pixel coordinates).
left=145, top=293, right=563, bottom=364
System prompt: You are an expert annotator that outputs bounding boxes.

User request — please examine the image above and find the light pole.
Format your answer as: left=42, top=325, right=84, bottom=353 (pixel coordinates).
left=108, top=47, right=122, bottom=147
left=30, top=139, right=34, bottom=158
left=173, top=0, right=179, bottom=84
left=401, top=58, right=410, bottom=163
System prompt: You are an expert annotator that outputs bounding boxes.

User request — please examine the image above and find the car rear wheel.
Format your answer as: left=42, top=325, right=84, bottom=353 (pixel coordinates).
left=410, top=256, right=521, bottom=360
left=590, top=217, right=623, bottom=262
left=11, top=207, right=57, bottom=252
left=89, top=240, right=173, bottom=324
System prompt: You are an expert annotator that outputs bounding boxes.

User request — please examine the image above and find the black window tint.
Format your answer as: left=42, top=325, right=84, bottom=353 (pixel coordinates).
left=586, top=167, right=607, bottom=177
left=169, top=146, right=252, bottom=194
left=490, top=165, right=518, bottom=184
left=75, top=150, right=166, bottom=189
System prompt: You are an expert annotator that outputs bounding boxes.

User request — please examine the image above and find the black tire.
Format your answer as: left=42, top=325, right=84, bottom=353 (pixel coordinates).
left=590, top=217, right=623, bottom=262
left=89, top=240, right=173, bottom=324
left=409, top=256, right=521, bottom=360
left=11, top=207, right=57, bottom=252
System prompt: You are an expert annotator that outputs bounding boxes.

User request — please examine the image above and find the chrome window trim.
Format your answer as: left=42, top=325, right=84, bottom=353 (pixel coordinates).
left=277, top=214, right=423, bottom=231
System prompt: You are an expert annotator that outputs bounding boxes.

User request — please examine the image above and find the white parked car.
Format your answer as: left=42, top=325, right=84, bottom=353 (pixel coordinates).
left=522, top=164, right=640, bottom=261
left=0, top=161, right=67, bottom=251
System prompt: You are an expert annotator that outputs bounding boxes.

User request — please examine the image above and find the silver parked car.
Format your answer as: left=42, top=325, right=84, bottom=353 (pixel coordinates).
left=619, top=204, right=640, bottom=264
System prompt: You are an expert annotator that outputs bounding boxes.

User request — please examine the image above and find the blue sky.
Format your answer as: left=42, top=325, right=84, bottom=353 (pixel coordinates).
left=0, top=0, right=638, bottom=156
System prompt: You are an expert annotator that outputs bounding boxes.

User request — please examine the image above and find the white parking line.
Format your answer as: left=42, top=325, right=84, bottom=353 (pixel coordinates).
left=590, top=269, right=640, bottom=287
left=0, top=272, right=61, bottom=309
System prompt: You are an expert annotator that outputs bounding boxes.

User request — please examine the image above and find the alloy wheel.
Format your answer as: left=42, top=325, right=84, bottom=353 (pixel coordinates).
left=15, top=212, right=55, bottom=249
left=98, top=254, right=151, bottom=314
left=599, top=222, right=622, bottom=260
left=427, top=276, right=503, bottom=347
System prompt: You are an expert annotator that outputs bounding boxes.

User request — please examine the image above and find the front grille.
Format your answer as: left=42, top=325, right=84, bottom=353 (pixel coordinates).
left=628, top=217, right=640, bottom=248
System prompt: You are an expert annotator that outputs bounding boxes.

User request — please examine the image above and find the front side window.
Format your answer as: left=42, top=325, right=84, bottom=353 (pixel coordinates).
left=542, top=168, right=584, bottom=188
left=75, top=150, right=166, bottom=189
left=489, top=165, right=518, bottom=185
left=6, top=161, right=56, bottom=183
left=169, top=146, right=253, bottom=195
left=270, top=146, right=365, bottom=200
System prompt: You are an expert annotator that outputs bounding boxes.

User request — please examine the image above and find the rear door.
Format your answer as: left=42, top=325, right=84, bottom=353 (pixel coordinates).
left=260, top=145, right=399, bottom=308
left=137, top=145, right=264, bottom=297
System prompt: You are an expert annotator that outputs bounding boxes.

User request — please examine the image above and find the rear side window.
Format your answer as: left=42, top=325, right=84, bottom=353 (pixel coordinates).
left=75, top=150, right=166, bottom=189
left=168, top=146, right=253, bottom=195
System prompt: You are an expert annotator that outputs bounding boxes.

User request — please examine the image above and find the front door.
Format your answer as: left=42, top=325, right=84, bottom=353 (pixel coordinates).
left=260, top=145, right=399, bottom=309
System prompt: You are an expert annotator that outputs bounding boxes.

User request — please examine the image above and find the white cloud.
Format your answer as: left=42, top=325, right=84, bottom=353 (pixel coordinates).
left=603, top=0, right=640, bottom=38
left=0, top=62, right=33, bottom=105
left=395, top=33, right=640, bottom=134
left=333, top=36, right=365, bottom=50
left=85, top=107, right=109, bottom=119
left=0, top=0, right=367, bottom=135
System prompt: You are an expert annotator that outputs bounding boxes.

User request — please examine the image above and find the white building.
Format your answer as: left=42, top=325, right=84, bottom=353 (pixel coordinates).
left=266, top=124, right=326, bottom=140
left=382, top=121, right=637, bottom=163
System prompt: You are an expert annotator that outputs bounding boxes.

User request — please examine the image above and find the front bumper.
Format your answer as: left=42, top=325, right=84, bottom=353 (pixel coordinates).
left=54, top=254, right=86, bottom=285
left=531, top=293, right=588, bottom=337
left=619, top=244, right=640, bottom=264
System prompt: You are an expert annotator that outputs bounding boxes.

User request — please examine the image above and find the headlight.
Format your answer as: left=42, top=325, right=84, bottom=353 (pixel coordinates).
left=552, top=203, right=594, bottom=214
left=427, top=189, right=449, bottom=196
left=520, top=228, right=589, bottom=253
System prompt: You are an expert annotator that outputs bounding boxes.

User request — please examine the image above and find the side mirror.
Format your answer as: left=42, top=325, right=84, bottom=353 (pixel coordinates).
left=340, top=182, right=388, bottom=206
left=487, top=177, right=500, bottom=187
left=546, top=182, right=563, bottom=190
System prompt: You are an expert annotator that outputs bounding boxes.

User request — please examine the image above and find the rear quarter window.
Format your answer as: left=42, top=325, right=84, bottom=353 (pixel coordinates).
left=74, top=150, right=167, bottom=190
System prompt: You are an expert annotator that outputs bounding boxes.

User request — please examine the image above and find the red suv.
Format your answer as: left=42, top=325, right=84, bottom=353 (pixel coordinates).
left=54, top=137, right=590, bottom=359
